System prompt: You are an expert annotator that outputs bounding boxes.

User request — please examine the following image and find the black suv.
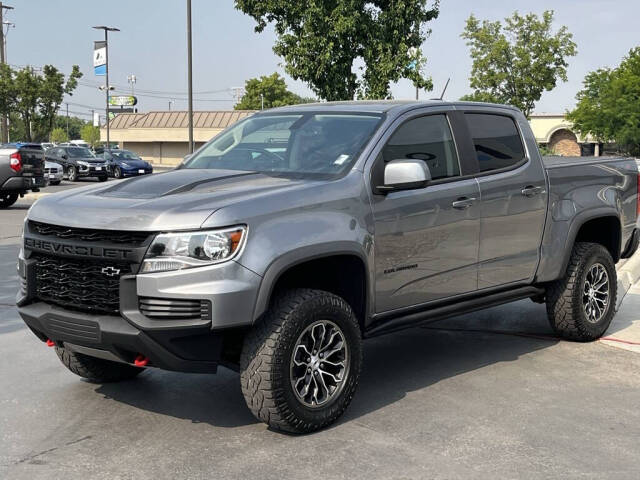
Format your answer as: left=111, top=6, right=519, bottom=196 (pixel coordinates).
left=45, top=146, right=108, bottom=182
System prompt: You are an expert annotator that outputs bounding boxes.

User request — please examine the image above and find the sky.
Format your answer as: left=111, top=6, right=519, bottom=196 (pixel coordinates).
left=4, top=0, right=639, bottom=120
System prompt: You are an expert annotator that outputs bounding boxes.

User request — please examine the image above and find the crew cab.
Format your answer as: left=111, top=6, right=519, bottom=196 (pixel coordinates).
left=45, top=145, right=108, bottom=182
left=0, top=143, right=45, bottom=208
left=17, top=101, right=640, bottom=433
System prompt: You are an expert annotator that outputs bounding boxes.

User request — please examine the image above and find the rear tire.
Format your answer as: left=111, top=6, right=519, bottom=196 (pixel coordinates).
left=546, top=242, right=617, bottom=341
left=240, top=289, right=362, bottom=433
left=54, top=346, right=143, bottom=382
left=0, top=193, right=18, bottom=208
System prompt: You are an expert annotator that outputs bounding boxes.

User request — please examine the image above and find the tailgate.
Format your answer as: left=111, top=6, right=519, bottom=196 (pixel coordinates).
left=19, top=145, right=45, bottom=178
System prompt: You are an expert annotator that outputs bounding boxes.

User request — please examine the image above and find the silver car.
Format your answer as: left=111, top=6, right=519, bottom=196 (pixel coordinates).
left=44, top=161, right=64, bottom=186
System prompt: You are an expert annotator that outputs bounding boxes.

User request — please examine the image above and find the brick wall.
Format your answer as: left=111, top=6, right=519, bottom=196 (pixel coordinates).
left=549, top=129, right=581, bottom=156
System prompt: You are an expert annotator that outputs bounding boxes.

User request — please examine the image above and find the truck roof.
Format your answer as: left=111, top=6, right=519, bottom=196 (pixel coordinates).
left=267, top=100, right=522, bottom=115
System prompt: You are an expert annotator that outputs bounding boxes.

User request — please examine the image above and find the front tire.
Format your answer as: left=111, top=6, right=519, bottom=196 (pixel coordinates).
left=240, top=289, right=362, bottom=433
left=98, top=175, right=108, bottom=182
left=0, top=193, right=18, bottom=208
left=67, top=166, right=78, bottom=182
left=546, top=242, right=617, bottom=341
left=55, top=346, right=143, bottom=382
left=114, top=167, right=122, bottom=179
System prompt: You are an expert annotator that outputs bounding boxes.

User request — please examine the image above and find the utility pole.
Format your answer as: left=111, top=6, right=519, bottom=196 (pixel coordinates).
left=186, top=0, right=194, bottom=153
left=66, top=103, right=69, bottom=137
left=0, top=2, right=14, bottom=143
left=93, top=26, right=119, bottom=151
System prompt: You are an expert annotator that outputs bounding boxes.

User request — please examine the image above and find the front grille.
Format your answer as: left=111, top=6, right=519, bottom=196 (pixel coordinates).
left=44, top=167, right=59, bottom=174
left=29, top=221, right=150, bottom=245
left=139, top=297, right=212, bottom=320
left=33, top=254, right=129, bottom=314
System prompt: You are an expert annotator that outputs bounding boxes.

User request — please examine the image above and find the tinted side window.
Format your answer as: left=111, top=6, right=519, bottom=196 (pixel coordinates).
left=382, top=115, right=460, bottom=180
left=465, top=113, right=525, bottom=172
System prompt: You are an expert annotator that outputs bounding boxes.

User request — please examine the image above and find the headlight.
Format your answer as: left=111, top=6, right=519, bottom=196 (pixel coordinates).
left=140, top=226, right=247, bottom=273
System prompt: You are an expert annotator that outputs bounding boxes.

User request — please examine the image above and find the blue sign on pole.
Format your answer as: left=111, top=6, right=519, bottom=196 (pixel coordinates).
left=94, top=64, right=106, bottom=76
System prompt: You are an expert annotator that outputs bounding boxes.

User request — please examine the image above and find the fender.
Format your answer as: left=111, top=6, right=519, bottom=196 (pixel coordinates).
left=559, top=208, right=621, bottom=278
left=251, top=241, right=373, bottom=323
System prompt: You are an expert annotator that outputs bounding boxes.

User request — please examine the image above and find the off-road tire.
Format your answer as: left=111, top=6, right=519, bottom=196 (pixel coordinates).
left=240, top=289, right=362, bottom=433
left=0, top=193, right=18, bottom=208
left=55, top=346, right=143, bottom=382
left=546, top=242, right=617, bottom=341
left=67, top=166, right=78, bottom=182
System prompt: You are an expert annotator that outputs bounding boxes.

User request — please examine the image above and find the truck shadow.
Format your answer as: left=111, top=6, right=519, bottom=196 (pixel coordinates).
left=95, top=300, right=558, bottom=431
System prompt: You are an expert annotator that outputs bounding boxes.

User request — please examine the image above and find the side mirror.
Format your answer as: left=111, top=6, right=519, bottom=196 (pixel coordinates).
left=380, top=159, right=431, bottom=192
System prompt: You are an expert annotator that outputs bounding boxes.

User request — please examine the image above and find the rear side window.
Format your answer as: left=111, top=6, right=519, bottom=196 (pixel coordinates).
left=465, top=113, right=525, bottom=172
left=382, top=114, right=460, bottom=180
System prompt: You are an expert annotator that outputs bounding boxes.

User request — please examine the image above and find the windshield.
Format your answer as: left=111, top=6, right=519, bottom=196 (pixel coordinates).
left=112, top=151, right=141, bottom=160
left=67, top=147, right=95, bottom=158
left=184, top=113, right=383, bottom=176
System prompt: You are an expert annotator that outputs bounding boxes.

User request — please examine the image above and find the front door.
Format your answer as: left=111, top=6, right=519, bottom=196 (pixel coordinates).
left=371, top=113, right=481, bottom=313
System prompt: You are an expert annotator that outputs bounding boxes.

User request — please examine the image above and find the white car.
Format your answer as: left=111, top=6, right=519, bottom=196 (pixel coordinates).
left=44, top=161, right=64, bottom=186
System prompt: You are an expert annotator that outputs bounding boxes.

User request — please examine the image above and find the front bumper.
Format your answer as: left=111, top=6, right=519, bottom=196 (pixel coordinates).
left=17, top=245, right=263, bottom=373
left=121, top=167, right=153, bottom=176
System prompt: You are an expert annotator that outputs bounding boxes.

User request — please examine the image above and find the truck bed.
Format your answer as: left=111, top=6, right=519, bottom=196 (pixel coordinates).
left=542, top=155, right=632, bottom=169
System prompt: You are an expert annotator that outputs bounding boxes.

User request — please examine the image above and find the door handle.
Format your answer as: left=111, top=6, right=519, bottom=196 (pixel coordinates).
left=452, top=197, right=476, bottom=210
left=521, top=185, right=543, bottom=197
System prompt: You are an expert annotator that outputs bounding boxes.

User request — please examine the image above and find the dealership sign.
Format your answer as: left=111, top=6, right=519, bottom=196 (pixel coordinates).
left=93, top=41, right=106, bottom=76
left=109, top=95, right=138, bottom=106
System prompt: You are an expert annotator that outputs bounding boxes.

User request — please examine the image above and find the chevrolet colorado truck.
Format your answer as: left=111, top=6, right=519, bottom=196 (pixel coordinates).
left=17, top=101, right=640, bottom=433
left=0, top=143, right=45, bottom=208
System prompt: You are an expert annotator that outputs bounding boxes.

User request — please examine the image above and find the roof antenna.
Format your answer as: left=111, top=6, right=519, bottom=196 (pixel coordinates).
left=438, top=78, right=450, bottom=100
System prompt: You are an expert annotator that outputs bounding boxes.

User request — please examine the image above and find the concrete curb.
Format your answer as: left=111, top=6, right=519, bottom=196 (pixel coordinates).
left=602, top=252, right=640, bottom=352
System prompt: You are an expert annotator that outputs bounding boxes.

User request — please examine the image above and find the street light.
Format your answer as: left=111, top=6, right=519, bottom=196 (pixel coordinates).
left=186, top=0, right=193, bottom=153
left=0, top=2, right=14, bottom=143
left=93, top=25, right=119, bottom=151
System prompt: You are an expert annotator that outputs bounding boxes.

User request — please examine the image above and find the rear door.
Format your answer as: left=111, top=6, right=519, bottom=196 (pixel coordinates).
left=461, top=111, right=548, bottom=288
left=370, top=110, right=481, bottom=312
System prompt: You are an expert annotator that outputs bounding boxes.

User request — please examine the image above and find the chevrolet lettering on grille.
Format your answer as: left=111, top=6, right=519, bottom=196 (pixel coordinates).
left=24, top=237, right=133, bottom=260
left=101, top=266, right=121, bottom=277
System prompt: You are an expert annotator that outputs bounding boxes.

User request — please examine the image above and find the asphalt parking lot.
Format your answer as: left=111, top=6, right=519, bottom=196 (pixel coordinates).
left=1, top=187, right=640, bottom=479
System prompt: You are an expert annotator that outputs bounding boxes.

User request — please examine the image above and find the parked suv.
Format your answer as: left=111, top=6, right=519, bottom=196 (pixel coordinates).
left=17, top=101, right=640, bottom=433
left=45, top=146, right=108, bottom=182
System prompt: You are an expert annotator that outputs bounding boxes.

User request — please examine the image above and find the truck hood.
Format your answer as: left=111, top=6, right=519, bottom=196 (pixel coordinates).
left=28, top=168, right=315, bottom=231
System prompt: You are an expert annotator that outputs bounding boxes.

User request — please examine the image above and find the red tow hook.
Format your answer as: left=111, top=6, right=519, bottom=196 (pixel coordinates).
left=134, top=355, right=149, bottom=367
left=45, top=339, right=55, bottom=347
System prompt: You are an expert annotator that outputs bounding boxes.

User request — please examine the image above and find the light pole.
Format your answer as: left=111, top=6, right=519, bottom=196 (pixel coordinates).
left=0, top=2, right=14, bottom=143
left=186, top=0, right=193, bottom=153
left=93, top=25, right=119, bottom=151
left=168, top=100, right=174, bottom=111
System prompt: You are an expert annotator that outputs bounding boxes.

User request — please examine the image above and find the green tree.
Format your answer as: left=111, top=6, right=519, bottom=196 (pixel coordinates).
left=54, top=115, right=88, bottom=140
left=235, top=72, right=313, bottom=110
left=13, top=67, right=42, bottom=141
left=234, top=0, right=439, bottom=100
left=0, top=64, right=16, bottom=129
left=461, top=10, right=577, bottom=117
left=39, top=65, right=82, bottom=138
left=49, top=127, right=69, bottom=144
left=567, top=47, right=640, bottom=155
left=80, top=124, right=101, bottom=147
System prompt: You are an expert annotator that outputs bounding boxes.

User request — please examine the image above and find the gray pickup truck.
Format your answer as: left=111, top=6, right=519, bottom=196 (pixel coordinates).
left=0, top=143, right=46, bottom=208
left=17, top=101, right=639, bottom=433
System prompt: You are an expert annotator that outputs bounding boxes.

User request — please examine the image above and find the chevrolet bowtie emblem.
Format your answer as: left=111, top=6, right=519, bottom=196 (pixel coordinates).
left=101, top=266, right=121, bottom=277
